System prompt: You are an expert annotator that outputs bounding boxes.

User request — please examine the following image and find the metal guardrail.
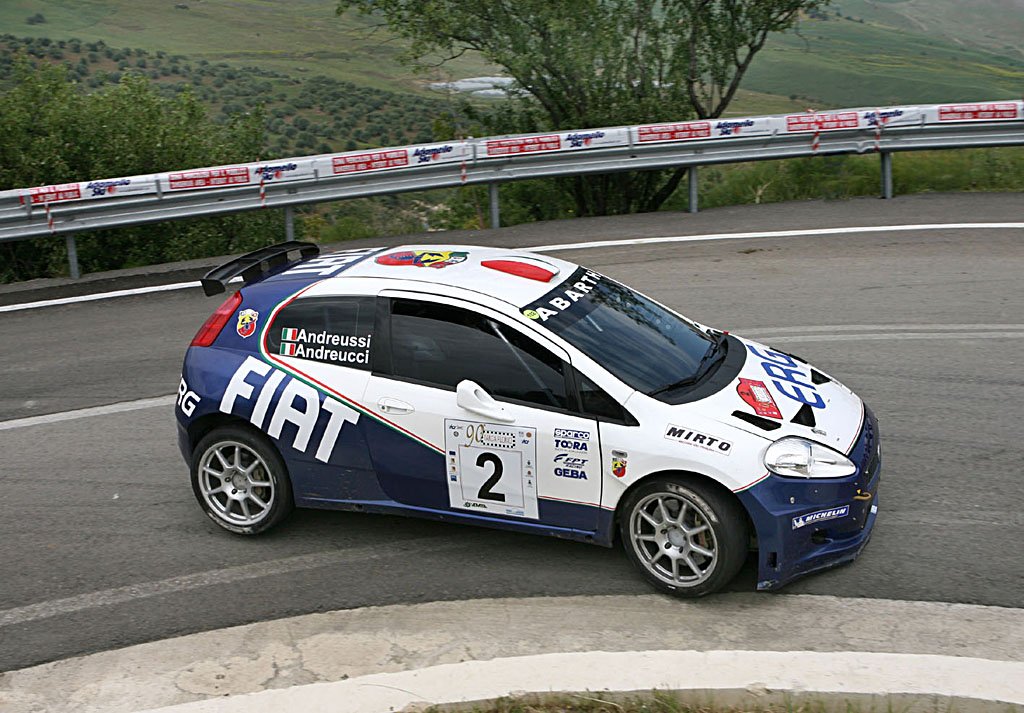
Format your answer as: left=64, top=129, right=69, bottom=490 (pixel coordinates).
left=1, top=101, right=1021, bottom=278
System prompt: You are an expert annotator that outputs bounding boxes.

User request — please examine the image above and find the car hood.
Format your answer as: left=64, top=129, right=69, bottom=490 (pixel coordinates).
left=705, top=335, right=865, bottom=454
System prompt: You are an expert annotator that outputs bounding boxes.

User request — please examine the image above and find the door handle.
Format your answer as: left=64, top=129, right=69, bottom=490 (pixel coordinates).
left=377, top=397, right=414, bottom=415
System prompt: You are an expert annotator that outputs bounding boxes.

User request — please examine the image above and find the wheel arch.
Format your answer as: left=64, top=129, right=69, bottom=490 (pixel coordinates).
left=612, top=469, right=755, bottom=545
left=187, top=412, right=280, bottom=460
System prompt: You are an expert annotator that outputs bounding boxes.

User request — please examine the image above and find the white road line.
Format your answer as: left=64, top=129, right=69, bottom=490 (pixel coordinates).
left=758, top=332, right=1024, bottom=344
left=737, top=323, right=1024, bottom=334
left=528, top=221, right=1024, bottom=252
left=0, top=539, right=465, bottom=628
left=0, top=395, right=176, bottom=431
left=2, top=326, right=1022, bottom=433
left=0, top=280, right=202, bottom=314
left=1, top=222, right=1020, bottom=314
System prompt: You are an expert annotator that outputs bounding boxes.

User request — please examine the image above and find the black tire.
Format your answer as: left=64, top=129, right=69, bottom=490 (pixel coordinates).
left=618, top=476, right=747, bottom=597
left=190, top=425, right=294, bottom=535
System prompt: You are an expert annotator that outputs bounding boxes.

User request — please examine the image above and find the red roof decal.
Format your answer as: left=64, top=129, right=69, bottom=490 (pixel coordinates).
left=481, top=259, right=556, bottom=282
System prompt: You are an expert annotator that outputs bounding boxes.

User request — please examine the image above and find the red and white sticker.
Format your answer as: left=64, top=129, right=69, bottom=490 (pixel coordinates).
left=937, top=102, right=1019, bottom=122
left=636, top=122, right=711, bottom=143
left=785, top=112, right=858, bottom=133
left=737, top=378, right=782, bottom=419
left=484, top=135, right=561, bottom=157
left=167, top=166, right=251, bottom=191
left=332, top=149, right=409, bottom=175
left=20, top=183, right=82, bottom=205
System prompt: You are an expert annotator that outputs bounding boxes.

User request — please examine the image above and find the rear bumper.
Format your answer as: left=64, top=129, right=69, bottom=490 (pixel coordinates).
left=737, top=406, right=881, bottom=590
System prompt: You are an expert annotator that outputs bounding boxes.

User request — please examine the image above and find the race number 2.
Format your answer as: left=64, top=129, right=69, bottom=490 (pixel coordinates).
left=444, top=419, right=539, bottom=520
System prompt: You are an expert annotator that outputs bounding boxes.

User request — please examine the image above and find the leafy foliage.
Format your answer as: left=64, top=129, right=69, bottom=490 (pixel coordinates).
left=0, top=59, right=284, bottom=281
left=337, top=0, right=827, bottom=215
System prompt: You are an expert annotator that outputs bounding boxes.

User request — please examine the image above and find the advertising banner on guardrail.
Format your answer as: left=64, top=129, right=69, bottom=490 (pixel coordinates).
left=408, top=141, right=471, bottom=166
left=785, top=111, right=859, bottom=133
left=19, top=174, right=159, bottom=205
left=166, top=166, right=251, bottom=191
left=634, top=121, right=712, bottom=143
left=929, top=101, right=1021, bottom=123
left=252, top=160, right=316, bottom=184
left=482, top=129, right=627, bottom=158
left=709, top=117, right=777, bottom=138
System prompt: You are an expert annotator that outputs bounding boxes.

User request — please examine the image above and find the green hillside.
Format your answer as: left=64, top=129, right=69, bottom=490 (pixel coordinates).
left=2, top=0, right=1020, bottom=116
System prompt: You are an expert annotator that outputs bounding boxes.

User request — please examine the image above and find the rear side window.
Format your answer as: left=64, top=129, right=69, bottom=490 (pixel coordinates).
left=387, top=299, right=570, bottom=410
left=267, top=296, right=376, bottom=370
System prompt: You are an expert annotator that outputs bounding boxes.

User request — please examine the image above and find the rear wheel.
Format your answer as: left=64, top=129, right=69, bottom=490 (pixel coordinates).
left=190, top=426, right=293, bottom=535
left=619, top=477, right=747, bottom=597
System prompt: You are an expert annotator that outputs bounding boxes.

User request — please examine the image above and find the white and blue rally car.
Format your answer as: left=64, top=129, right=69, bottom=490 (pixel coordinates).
left=176, top=242, right=880, bottom=597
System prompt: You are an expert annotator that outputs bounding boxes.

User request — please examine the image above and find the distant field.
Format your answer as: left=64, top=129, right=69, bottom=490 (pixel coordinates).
left=749, top=10, right=1024, bottom=107
left=2, top=0, right=1020, bottom=117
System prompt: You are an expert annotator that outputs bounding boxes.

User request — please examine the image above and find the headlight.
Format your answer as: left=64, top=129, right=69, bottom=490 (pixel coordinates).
left=764, top=437, right=857, bottom=479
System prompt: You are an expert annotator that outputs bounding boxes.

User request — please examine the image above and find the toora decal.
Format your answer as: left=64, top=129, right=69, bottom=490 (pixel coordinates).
left=375, top=250, right=468, bottom=269
left=236, top=308, right=259, bottom=339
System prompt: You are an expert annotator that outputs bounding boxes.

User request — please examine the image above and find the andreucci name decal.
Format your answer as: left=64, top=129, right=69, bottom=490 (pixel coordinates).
left=522, top=267, right=603, bottom=322
left=792, top=505, right=850, bottom=530
left=279, top=328, right=371, bottom=366
left=664, top=424, right=732, bottom=454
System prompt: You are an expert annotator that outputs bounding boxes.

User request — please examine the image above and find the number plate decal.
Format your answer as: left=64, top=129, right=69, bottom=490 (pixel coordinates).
left=445, top=419, right=539, bottom=520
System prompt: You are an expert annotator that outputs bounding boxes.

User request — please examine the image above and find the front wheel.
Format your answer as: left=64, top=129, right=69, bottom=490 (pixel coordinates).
left=619, top=477, right=747, bottom=597
left=190, top=426, right=294, bottom=535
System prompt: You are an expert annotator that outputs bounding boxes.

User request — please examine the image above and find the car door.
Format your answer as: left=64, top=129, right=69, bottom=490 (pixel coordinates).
left=361, top=291, right=603, bottom=533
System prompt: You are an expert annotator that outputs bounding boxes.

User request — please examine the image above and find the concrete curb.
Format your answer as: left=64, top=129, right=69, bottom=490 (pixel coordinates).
left=3, top=594, right=1023, bottom=713
left=138, top=650, right=1024, bottom=713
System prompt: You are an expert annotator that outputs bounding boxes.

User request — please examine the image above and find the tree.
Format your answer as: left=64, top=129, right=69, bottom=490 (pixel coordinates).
left=337, top=0, right=826, bottom=216
left=0, top=60, right=282, bottom=282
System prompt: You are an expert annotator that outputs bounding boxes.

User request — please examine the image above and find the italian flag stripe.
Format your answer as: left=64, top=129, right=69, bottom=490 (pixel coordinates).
left=281, top=327, right=298, bottom=341
left=280, top=343, right=297, bottom=356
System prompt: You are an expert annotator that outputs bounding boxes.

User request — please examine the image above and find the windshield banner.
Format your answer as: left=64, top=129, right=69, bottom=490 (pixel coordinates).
left=520, top=266, right=605, bottom=323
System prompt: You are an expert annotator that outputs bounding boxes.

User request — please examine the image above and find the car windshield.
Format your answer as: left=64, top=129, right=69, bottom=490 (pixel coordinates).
left=520, top=267, right=716, bottom=395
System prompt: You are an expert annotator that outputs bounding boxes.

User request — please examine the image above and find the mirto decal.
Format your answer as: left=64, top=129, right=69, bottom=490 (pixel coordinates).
left=664, top=425, right=732, bottom=454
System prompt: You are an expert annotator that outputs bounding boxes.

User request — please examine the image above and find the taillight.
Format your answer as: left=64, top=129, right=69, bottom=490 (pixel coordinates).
left=191, top=291, right=242, bottom=347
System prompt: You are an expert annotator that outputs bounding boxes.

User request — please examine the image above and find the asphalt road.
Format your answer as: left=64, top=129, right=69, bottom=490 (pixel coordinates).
left=0, top=194, right=1021, bottom=672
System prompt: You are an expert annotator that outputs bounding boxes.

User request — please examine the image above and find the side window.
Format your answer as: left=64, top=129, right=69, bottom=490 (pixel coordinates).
left=388, top=299, right=570, bottom=410
left=576, top=369, right=635, bottom=424
left=267, top=296, right=375, bottom=370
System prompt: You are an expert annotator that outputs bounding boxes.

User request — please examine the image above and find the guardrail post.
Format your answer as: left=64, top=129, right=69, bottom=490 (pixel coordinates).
left=688, top=166, right=699, bottom=214
left=65, top=234, right=80, bottom=279
left=284, top=206, right=295, bottom=241
left=880, top=152, right=894, bottom=199
left=488, top=183, right=500, bottom=229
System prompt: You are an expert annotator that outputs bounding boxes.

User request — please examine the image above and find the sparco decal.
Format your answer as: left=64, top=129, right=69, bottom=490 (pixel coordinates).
left=746, top=344, right=825, bottom=409
left=664, top=425, right=732, bottom=454
left=522, top=269, right=602, bottom=321
left=220, top=356, right=359, bottom=463
left=792, top=505, right=849, bottom=530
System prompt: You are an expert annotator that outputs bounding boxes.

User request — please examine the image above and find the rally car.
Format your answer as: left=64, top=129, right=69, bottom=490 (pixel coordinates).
left=176, top=241, right=880, bottom=596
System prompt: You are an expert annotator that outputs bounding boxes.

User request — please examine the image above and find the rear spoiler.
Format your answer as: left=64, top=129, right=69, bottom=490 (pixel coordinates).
left=200, top=241, right=320, bottom=296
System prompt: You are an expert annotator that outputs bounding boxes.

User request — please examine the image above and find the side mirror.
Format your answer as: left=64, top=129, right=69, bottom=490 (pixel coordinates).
left=456, top=380, right=515, bottom=423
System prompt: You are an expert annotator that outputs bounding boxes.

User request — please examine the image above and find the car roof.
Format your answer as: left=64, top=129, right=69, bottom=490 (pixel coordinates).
left=300, top=245, right=582, bottom=308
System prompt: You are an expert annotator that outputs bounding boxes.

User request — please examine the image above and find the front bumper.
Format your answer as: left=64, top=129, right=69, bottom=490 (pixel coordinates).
left=737, top=406, right=881, bottom=590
